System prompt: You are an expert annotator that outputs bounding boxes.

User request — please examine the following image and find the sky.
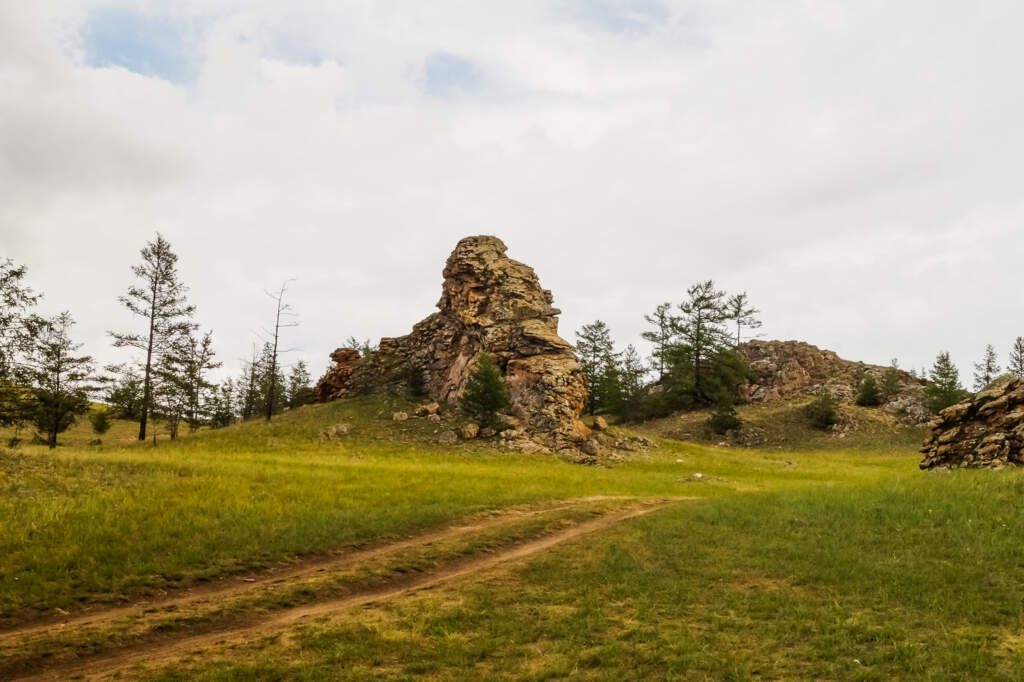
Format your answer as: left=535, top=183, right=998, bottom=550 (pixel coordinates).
left=2, top=0, right=1023, bottom=385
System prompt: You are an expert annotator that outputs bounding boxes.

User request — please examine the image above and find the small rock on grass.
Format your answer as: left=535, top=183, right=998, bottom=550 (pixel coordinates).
left=321, top=424, right=350, bottom=440
left=392, top=412, right=409, bottom=422
left=438, top=430, right=458, bottom=446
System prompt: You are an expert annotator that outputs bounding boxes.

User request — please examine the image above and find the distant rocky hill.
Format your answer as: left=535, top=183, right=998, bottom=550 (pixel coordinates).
left=316, top=236, right=589, bottom=454
left=738, top=340, right=929, bottom=423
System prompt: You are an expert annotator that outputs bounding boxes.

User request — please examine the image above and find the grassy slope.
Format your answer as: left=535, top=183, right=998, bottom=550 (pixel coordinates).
left=640, top=398, right=929, bottom=451
left=8, top=398, right=1024, bottom=679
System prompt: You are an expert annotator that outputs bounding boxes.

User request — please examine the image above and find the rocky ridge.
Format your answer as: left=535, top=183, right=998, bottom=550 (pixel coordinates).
left=316, top=236, right=590, bottom=454
left=920, top=375, right=1024, bottom=469
left=739, top=339, right=929, bottom=423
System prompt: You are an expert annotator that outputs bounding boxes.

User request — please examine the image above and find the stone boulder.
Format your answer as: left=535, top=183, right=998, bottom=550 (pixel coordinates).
left=315, top=236, right=589, bottom=451
left=920, top=375, right=1024, bottom=469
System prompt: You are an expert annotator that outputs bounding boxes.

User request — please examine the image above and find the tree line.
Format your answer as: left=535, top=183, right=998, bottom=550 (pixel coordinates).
left=574, top=281, right=1024, bottom=430
left=0, top=235, right=317, bottom=448
left=574, top=281, right=760, bottom=425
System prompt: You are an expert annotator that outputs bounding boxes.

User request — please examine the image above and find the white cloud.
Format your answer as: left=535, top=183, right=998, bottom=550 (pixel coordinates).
left=2, top=0, right=1023, bottom=387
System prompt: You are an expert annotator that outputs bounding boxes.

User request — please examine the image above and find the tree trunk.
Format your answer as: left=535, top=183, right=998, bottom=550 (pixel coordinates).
left=138, top=288, right=158, bottom=441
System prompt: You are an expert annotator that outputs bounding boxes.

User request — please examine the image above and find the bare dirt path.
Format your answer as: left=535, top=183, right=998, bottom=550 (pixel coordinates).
left=0, top=495, right=632, bottom=644
left=14, top=499, right=677, bottom=681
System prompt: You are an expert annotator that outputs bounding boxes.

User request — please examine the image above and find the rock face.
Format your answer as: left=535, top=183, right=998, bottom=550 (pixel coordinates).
left=316, top=236, right=589, bottom=452
left=314, top=348, right=360, bottom=403
left=920, top=375, right=1024, bottom=469
left=739, top=339, right=928, bottom=423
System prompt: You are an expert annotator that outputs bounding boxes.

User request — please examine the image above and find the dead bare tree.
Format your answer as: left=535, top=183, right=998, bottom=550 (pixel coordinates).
left=262, top=280, right=298, bottom=422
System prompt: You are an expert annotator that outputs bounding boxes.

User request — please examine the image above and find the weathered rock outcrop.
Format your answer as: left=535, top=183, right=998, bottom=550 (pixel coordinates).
left=920, top=375, right=1024, bottom=469
left=316, top=236, right=589, bottom=452
left=739, top=339, right=928, bottom=423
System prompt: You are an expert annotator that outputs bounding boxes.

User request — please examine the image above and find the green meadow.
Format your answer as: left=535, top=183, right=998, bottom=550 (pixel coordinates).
left=4, top=398, right=1024, bottom=680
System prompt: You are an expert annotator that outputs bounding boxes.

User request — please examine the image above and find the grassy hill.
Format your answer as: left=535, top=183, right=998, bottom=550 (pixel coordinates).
left=4, top=397, right=1024, bottom=679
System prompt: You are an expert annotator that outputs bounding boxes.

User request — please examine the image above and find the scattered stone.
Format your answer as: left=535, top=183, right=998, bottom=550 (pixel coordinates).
left=321, top=424, right=350, bottom=440
left=920, top=375, right=1024, bottom=469
left=581, top=439, right=601, bottom=456
left=593, top=416, right=608, bottom=431
left=392, top=411, right=409, bottom=422
left=438, top=430, right=458, bottom=446
left=415, top=402, right=441, bottom=417
left=315, top=236, right=589, bottom=453
left=427, top=414, right=441, bottom=423
left=460, top=423, right=480, bottom=440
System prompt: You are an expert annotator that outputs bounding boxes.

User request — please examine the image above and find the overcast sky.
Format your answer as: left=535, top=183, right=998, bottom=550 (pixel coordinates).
left=2, top=1, right=1022, bottom=384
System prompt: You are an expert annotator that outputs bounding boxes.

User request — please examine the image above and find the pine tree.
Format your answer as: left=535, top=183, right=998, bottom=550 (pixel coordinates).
left=90, top=408, right=112, bottom=436
left=973, top=344, right=1001, bottom=391
left=208, top=379, right=236, bottom=428
left=708, top=397, right=742, bottom=434
left=673, top=280, right=733, bottom=404
left=155, top=330, right=221, bottom=433
left=104, top=365, right=145, bottom=419
left=460, top=354, right=510, bottom=428
left=805, top=387, right=839, bottom=429
left=254, top=342, right=287, bottom=417
left=855, top=374, right=882, bottom=407
left=926, top=351, right=966, bottom=413
left=236, top=346, right=260, bottom=421
left=574, top=320, right=620, bottom=414
left=725, top=292, right=762, bottom=346
left=24, top=312, right=98, bottom=448
left=285, top=360, right=315, bottom=408
left=641, top=302, right=676, bottom=381
left=881, top=358, right=902, bottom=402
left=0, top=259, right=43, bottom=426
left=110, top=234, right=195, bottom=440
left=618, top=345, right=647, bottom=406
left=1008, top=337, right=1024, bottom=378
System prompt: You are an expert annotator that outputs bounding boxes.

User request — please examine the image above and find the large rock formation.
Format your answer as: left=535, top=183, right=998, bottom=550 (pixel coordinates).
left=739, top=339, right=928, bottom=422
left=920, top=375, right=1024, bottom=469
left=316, top=236, right=589, bottom=452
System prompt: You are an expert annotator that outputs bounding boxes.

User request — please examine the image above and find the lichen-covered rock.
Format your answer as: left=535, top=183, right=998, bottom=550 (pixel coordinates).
left=739, top=339, right=929, bottom=423
left=460, top=423, right=480, bottom=440
left=315, top=236, right=589, bottom=451
left=920, top=375, right=1024, bottom=469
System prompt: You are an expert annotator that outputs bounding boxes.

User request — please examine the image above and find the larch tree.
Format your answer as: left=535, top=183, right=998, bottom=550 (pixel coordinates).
left=673, top=280, right=733, bottom=403
left=725, top=292, right=762, bottom=346
left=574, top=320, right=620, bottom=414
left=0, top=259, right=43, bottom=426
left=460, top=353, right=510, bottom=428
left=24, top=312, right=98, bottom=448
left=973, top=344, right=1001, bottom=391
left=156, top=330, right=221, bottom=433
left=110, top=234, right=195, bottom=441
left=641, top=302, right=676, bottom=381
left=926, top=351, right=966, bottom=413
left=285, top=360, right=315, bottom=408
left=1008, top=337, right=1024, bottom=378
